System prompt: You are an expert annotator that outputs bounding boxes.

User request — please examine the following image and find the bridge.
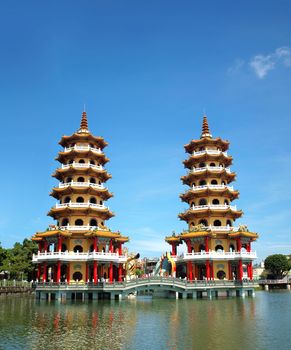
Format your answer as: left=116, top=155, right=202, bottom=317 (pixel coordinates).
left=257, top=279, right=291, bottom=291
left=35, top=277, right=257, bottom=300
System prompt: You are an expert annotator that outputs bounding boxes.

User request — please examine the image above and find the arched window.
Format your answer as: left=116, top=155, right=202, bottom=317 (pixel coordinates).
left=199, top=180, right=206, bottom=186
left=199, top=147, right=205, bottom=151
left=73, top=245, right=83, bottom=253
left=212, top=199, right=220, bottom=205
left=217, top=270, right=226, bottom=280
left=222, top=181, right=226, bottom=185
left=226, top=220, right=232, bottom=227
left=75, top=219, right=83, bottom=226
left=90, top=177, right=96, bottom=184
left=199, top=162, right=206, bottom=167
left=210, top=162, right=216, bottom=167
left=66, top=177, right=72, bottom=183
left=73, top=271, right=83, bottom=281
left=89, top=244, right=94, bottom=252
left=100, top=221, right=104, bottom=226
left=78, top=159, right=85, bottom=164
left=89, top=197, right=97, bottom=204
left=199, top=198, right=207, bottom=205
left=199, top=219, right=208, bottom=226
left=61, top=218, right=69, bottom=226
left=241, top=244, right=247, bottom=252
left=190, top=222, right=195, bottom=227
left=76, top=196, right=84, bottom=203
left=199, top=244, right=205, bottom=252
left=61, top=243, right=67, bottom=252
left=229, top=244, right=235, bottom=252
left=215, top=245, right=224, bottom=252
left=90, top=160, right=95, bottom=165
left=190, top=202, right=195, bottom=207
left=224, top=200, right=229, bottom=205
left=98, top=181, right=102, bottom=185
left=64, top=196, right=71, bottom=203
left=211, top=179, right=218, bottom=185
left=214, top=220, right=222, bottom=226
left=192, top=182, right=196, bottom=187
left=90, top=219, right=97, bottom=226
left=77, top=177, right=85, bottom=182
left=100, top=200, right=103, bottom=205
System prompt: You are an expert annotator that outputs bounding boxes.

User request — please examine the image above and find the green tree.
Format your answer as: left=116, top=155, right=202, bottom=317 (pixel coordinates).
left=264, top=254, right=291, bottom=279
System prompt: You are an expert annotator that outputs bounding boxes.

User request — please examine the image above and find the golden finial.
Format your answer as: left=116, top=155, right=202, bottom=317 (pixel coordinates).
left=201, top=114, right=212, bottom=138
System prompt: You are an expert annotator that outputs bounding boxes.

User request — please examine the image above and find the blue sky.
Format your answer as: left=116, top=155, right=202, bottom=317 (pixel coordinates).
left=0, top=1, right=291, bottom=260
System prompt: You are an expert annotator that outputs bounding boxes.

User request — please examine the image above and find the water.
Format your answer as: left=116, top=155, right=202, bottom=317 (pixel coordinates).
left=0, top=292, right=290, bottom=350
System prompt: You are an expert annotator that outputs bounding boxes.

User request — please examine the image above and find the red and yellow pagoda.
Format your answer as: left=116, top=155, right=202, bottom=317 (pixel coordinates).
left=165, top=115, right=258, bottom=281
left=32, top=111, right=129, bottom=284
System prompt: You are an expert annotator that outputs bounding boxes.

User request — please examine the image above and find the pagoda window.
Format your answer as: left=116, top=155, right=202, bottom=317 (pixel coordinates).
left=199, top=198, right=207, bottom=205
left=90, top=219, right=97, bottom=226
left=73, top=271, right=83, bottom=281
left=229, top=244, right=235, bottom=252
left=67, top=177, right=72, bottom=183
left=99, top=181, right=102, bottom=185
left=199, top=147, right=205, bottom=151
left=212, top=199, right=220, bottom=204
left=61, top=218, right=69, bottom=226
left=199, top=219, right=208, bottom=226
left=101, top=221, right=104, bottom=226
left=75, top=219, right=83, bottom=226
left=224, top=200, right=229, bottom=205
left=90, top=197, right=97, bottom=204
left=190, top=202, right=195, bottom=208
left=221, top=181, right=226, bottom=185
left=226, top=220, right=232, bottom=227
left=215, top=245, right=224, bottom=252
left=68, top=160, right=73, bottom=164
left=89, top=244, right=94, bottom=252
left=76, top=196, right=84, bottom=203
left=61, top=243, right=67, bottom=252
left=192, top=182, right=196, bottom=187
left=199, top=244, right=205, bottom=252
left=210, top=162, right=216, bottom=167
left=90, top=177, right=96, bottom=184
left=199, top=180, right=206, bottom=186
left=64, top=196, right=71, bottom=203
left=190, top=222, right=195, bottom=227
left=90, top=160, right=95, bottom=165
left=77, top=177, right=85, bottom=182
left=211, top=179, right=218, bottom=185
left=199, top=162, right=206, bottom=167
left=73, top=245, right=83, bottom=253
left=214, top=220, right=222, bottom=226
left=78, top=159, right=85, bottom=163
left=241, top=244, right=247, bottom=252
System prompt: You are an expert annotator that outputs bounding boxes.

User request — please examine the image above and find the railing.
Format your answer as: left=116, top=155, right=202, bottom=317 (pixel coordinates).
left=192, top=150, right=228, bottom=156
left=58, top=225, right=101, bottom=231
left=58, top=181, right=104, bottom=189
left=206, top=225, right=238, bottom=232
left=55, top=202, right=108, bottom=210
left=191, top=184, right=234, bottom=191
left=179, top=251, right=257, bottom=261
left=32, top=251, right=127, bottom=262
left=64, top=145, right=102, bottom=154
left=190, top=204, right=237, bottom=211
left=190, top=166, right=231, bottom=174
left=61, top=162, right=103, bottom=170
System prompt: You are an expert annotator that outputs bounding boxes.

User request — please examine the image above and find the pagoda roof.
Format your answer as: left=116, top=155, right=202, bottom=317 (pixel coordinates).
left=178, top=207, right=243, bottom=221
left=180, top=187, right=239, bottom=202
left=50, top=185, right=113, bottom=201
left=32, top=230, right=72, bottom=240
left=183, top=152, right=233, bottom=169
left=229, top=231, right=259, bottom=240
left=56, top=150, right=109, bottom=165
left=52, top=167, right=112, bottom=182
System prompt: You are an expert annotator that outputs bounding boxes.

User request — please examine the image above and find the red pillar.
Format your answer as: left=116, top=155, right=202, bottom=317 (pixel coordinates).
left=205, top=236, right=209, bottom=252
left=249, top=262, right=253, bottom=280
left=37, top=264, right=41, bottom=281
left=188, top=262, right=193, bottom=280
left=93, top=261, right=98, bottom=284
left=57, top=236, right=62, bottom=252
left=109, top=239, right=113, bottom=253
left=38, top=242, right=42, bottom=252
left=206, top=260, right=210, bottom=280
left=228, top=261, right=232, bottom=280
left=171, top=243, right=176, bottom=256
left=44, top=241, right=48, bottom=252
left=57, top=261, right=61, bottom=283
left=247, top=242, right=251, bottom=252
left=93, top=237, right=98, bottom=252
left=118, top=243, right=122, bottom=255
left=67, top=264, right=70, bottom=284
left=43, top=262, right=47, bottom=282
left=237, top=237, right=242, bottom=252
left=85, top=263, right=89, bottom=283
left=238, top=260, right=243, bottom=281
left=187, top=240, right=191, bottom=253
left=118, top=264, right=122, bottom=282
left=109, top=262, right=113, bottom=283
left=195, top=265, right=199, bottom=280
left=211, top=262, right=214, bottom=280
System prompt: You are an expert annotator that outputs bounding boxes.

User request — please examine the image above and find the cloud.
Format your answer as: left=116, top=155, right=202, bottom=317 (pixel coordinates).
left=227, top=59, right=245, bottom=75
left=249, top=46, right=291, bottom=78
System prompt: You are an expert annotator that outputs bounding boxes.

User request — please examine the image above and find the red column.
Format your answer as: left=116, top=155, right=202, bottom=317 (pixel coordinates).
left=118, top=264, right=122, bottom=282
left=249, top=262, right=253, bottom=280
left=109, top=263, right=113, bottom=283
left=57, top=261, right=61, bottom=283
left=237, top=237, right=242, bottom=252
left=67, top=264, right=70, bottom=284
left=187, top=240, right=191, bottom=253
left=238, top=260, right=243, bottom=281
left=37, top=264, right=41, bottom=281
left=205, top=236, right=209, bottom=252
left=171, top=243, right=176, bottom=256
left=195, top=265, right=199, bottom=280
left=206, top=260, right=210, bottom=280
left=38, top=242, right=42, bottom=252
left=247, top=242, right=251, bottom=252
left=58, top=236, right=62, bottom=252
left=93, top=261, right=98, bottom=284
left=188, top=262, right=193, bottom=280
left=109, top=239, right=113, bottom=253
left=193, top=263, right=196, bottom=279
left=44, top=241, right=48, bottom=252
left=85, top=263, right=89, bottom=283
left=118, top=243, right=122, bottom=255
left=93, top=237, right=98, bottom=252
left=43, top=262, right=47, bottom=282
left=211, top=262, right=214, bottom=280
left=228, top=261, right=232, bottom=280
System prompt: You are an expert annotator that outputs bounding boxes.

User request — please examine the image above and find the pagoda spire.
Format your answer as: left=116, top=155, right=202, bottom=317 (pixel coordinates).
left=78, top=111, right=89, bottom=133
left=200, top=114, right=212, bottom=138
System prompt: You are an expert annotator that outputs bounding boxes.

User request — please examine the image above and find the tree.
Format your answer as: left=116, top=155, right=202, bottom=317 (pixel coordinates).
left=264, top=254, right=291, bottom=279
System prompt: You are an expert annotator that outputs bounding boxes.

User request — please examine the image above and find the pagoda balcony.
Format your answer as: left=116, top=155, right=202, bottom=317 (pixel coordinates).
left=205, top=225, right=238, bottom=232
left=58, top=225, right=102, bottom=231
left=59, top=181, right=105, bottom=189
left=32, top=251, right=127, bottom=263
left=191, top=204, right=237, bottom=211
left=191, top=184, right=234, bottom=191
left=63, top=145, right=102, bottom=154
left=192, top=150, right=228, bottom=156
left=190, top=166, right=231, bottom=174
left=175, top=251, right=257, bottom=262
left=55, top=202, right=108, bottom=210
left=61, top=162, right=103, bottom=171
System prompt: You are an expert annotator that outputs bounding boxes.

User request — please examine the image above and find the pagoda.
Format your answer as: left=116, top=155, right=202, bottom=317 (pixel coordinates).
left=32, top=111, right=129, bottom=285
left=165, top=115, right=258, bottom=281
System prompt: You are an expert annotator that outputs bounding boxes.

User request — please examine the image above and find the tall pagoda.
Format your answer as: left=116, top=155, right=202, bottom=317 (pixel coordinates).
left=165, top=115, right=258, bottom=281
left=32, top=111, right=129, bottom=285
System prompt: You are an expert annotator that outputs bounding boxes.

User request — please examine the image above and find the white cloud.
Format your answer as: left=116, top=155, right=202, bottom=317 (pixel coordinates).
left=227, top=59, right=245, bottom=75
left=249, top=46, right=291, bottom=78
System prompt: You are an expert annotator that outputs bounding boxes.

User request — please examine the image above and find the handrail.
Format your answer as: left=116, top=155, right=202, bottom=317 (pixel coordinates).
left=58, top=181, right=104, bottom=189
left=191, top=184, right=234, bottom=191
left=55, top=202, right=108, bottom=210
left=191, top=204, right=237, bottom=211
left=192, top=150, right=228, bottom=156
left=61, top=162, right=103, bottom=170
left=190, top=166, right=231, bottom=174
left=64, top=145, right=102, bottom=154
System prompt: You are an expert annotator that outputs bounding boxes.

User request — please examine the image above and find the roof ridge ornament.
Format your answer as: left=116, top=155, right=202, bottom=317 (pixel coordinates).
left=77, top=110, right=90, bottom=134
left=201, top=114, right=212, bottom=138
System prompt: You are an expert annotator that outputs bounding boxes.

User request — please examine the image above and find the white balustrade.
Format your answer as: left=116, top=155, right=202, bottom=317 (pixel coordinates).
left=191, top=184, right=234, bottom=191
left=58, top=225, right=101, bottom=231
left=58, top=181, right=104, bottom=189
left=63, top=145, right=102, bottom=154
left=190, top=166, right=231, bottom=174
left=190, top=204, right=237, bottom=211
left=180, top=251, right=257, bottom=261
left=61, top=162, right=103, bottom=170
left=192, top=150, right=228, bottom=156
left=55, top=202, right=108, bottom=210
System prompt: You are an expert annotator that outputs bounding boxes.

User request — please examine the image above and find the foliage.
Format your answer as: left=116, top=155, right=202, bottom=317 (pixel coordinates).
left=264, top=254, right=291, bottom=279
left=135, top=268, right=143, bottom=277
left=0, top=239, right=38, bottom=281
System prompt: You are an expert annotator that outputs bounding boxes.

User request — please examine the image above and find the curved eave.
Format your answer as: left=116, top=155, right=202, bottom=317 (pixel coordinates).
left=183, top=155, right=233, bottom=169
left=180, top=189, right=239, bottom=202
left=178, top=208, right=243, bottom=221
left=52, top=168, right=112, bottom=182
left=180, top=231, right=210, bottom=238
left=184, top=137, right=230, bottom=153
left=84, top=231, right=128, bottom=241
left=229, top=231, right=259, bottom=240
left=59, top=133, right=108, bottom=149
left=55, top=151, right=109, bottom=165
left=32, top=230, right=72, bottom=239
left=181, top=171, right=236, bottom=185
left=47, top=207, right=115, bottom=220
left=165, top=236, right=181, bottom=243
left=50, top=187, right=113, bottom=201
